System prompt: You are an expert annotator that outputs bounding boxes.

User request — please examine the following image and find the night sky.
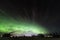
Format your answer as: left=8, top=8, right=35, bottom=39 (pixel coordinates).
left=0, top=0, right=60, bottom=33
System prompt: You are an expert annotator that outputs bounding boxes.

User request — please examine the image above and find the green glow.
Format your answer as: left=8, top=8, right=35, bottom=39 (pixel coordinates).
left=0, top=15, right=49, bottom=34
left=0, top=16, right=48, bottom=34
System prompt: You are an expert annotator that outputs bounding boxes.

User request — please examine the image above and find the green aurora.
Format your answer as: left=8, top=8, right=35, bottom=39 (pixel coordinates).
left=0, top=14, right=49, bottom=34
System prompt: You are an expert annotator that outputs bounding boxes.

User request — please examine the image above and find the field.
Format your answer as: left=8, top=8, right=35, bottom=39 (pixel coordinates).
left=0, top=37, right=60, bottom=40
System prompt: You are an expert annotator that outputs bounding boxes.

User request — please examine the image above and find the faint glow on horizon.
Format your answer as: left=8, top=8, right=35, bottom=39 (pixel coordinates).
left=10, top=31, right=38, bottom=37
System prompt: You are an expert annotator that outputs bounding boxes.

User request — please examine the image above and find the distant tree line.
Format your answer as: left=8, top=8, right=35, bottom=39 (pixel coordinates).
left=0, top=32, right=60, bottom=38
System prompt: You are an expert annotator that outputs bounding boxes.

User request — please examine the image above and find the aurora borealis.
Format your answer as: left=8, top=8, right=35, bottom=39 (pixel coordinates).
left=0, top=11, right=49, bottom=35
left=0, top=0, right=60, bottom=37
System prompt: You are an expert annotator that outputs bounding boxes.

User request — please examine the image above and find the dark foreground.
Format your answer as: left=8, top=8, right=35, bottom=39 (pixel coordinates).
left=0, top=37, right=60, bottom=40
